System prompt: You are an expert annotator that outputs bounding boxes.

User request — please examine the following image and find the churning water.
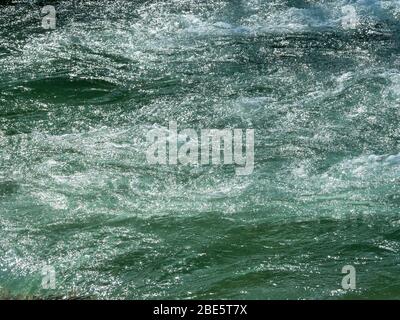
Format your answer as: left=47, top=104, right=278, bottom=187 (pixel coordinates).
left=0, top=0, right=400, bottom=299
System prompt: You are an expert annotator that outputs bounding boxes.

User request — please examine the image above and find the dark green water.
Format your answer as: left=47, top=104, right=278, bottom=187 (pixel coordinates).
left=1, top=0, right=400, bottom=299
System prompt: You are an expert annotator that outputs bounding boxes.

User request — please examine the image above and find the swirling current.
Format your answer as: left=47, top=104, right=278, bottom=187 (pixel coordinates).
left=0, top=0, right=400, bottom=299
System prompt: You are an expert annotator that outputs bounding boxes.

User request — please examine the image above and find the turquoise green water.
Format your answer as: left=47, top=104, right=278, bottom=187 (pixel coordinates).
left=0, top=0, right=400, bottom=299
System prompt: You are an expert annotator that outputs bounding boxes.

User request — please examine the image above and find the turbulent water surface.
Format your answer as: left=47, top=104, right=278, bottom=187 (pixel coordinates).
left=1, top=0, right=400, bottom=299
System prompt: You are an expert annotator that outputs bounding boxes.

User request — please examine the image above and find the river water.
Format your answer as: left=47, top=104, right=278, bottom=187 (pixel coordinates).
left=0, top=0, right=400, bottom=299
